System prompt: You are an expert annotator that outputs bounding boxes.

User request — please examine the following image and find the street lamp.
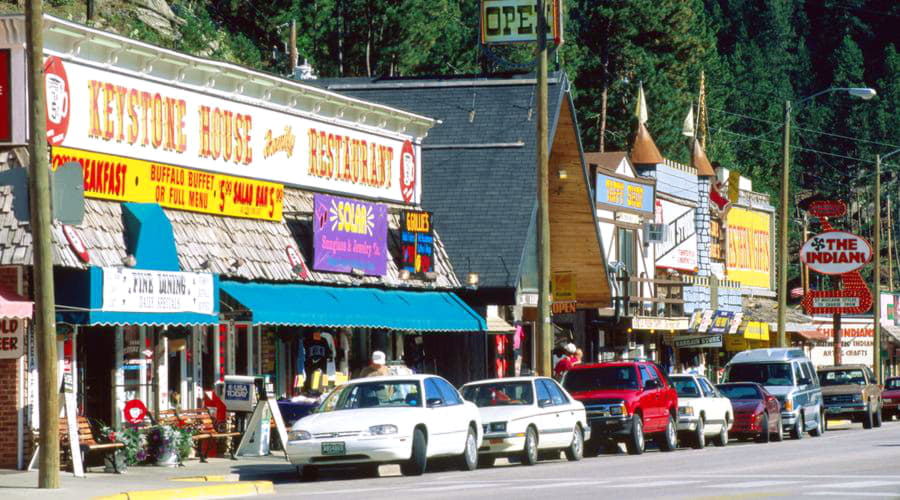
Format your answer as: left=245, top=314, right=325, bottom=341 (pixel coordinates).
left=776, top=87, right=877, bottom=348
left=875, top=147, right=900, bottom=384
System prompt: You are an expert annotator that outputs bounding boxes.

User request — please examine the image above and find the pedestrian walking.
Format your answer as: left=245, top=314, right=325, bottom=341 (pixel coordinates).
left=359, top=350, right=390, bottom=378
left=554, top=343, right=578, bottom=379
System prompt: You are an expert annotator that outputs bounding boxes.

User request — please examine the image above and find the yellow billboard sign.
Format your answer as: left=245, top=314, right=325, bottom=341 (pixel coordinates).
left=552, top=271, right=576, bottom=302
left=51, top=146, right=284, bottom=221
left=726, top=207, right=772, bottom=289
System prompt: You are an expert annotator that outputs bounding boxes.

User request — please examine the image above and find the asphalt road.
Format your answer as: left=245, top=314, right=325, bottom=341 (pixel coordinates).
left=239, top=419, right=900, bottom=499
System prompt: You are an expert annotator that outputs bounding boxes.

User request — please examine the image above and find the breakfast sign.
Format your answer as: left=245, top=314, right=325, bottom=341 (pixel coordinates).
left=43, top=56, right=421, bottom=206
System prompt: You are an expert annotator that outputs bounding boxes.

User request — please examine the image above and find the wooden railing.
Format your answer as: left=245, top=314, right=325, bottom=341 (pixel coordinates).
left=613, top=274, right=686, bottom=318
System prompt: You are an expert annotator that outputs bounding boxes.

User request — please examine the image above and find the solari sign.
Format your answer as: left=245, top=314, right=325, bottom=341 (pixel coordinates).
left=42, top=56, right=421, bottom=205
left=799, top=231, right=872, bottom=275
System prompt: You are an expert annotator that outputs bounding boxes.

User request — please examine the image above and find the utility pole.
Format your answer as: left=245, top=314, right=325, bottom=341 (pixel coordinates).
left=889, top=196, right=894, bottom=291
left=776, top=100, right=791, bottom=348
left=25, top=1, right=60, bottom=488
left=802, top=214, right=809, bottom=297
left=535, top=0, right=551, bottom=377
left=874, top=154, right=882, bottom=383
left=289, top=20, right=298, bottom=75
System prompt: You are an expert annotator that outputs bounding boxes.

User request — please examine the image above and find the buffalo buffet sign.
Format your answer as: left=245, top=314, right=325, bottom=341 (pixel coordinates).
left=400, top=210, right=434, bottom=274
left=102, top=267, right=215, bottom=314
left=313, top=194, right=388, bottom=276
left=42, top=56, right=421, bottom=205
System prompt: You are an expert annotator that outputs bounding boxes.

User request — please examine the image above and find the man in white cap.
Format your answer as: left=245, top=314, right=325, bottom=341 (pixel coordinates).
left=360, top=350, right=390, bottom=378
left=554, top=343, right=578, bottom=379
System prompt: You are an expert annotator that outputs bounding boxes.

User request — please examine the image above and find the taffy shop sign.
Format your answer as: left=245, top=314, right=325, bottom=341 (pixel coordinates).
left=0, top=318, right=24, bottom=359
left=800, top=231, right=872, bottom=275
left=43, top=56, right=420, bottom=205
left=313, top=194, right=387, bottom=276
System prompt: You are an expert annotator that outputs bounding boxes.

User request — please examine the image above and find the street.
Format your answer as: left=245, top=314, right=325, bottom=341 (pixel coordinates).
left=243, top=421, right=900, bottom=499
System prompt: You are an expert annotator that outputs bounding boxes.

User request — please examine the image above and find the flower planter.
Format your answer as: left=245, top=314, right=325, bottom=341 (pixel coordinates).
left=155, top=448, right=180, bottom=467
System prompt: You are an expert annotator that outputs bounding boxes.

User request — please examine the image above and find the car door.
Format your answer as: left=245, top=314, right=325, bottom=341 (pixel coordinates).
left=424, top=377, right=451, bottom=455
left=698, top=377, right=724, bottom=431
left=533, top=378, right=560, bottom=447
left=548, top=379, right=579, bottom=444
left=537, top=379, right=571, bottom=448
left=638, top=365, right=663, bottom=431
left=433, top=377, right=470, bottom=454
left=796, top=361, right=816, bottom=427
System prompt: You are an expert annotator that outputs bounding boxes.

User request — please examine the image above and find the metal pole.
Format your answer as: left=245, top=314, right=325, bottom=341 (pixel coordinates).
left=888, top=196, right=894, bottom=291
left=802, top=215, right=810, bottom=296
left=833, top=312, right=842, bottom=365
left=25, top=2, right=60, bottom=488
left=535, top=0, right=552, bottom=377
left=875, top=154, right=882, bottom=383
left=777, top=100, right=791, bottom=348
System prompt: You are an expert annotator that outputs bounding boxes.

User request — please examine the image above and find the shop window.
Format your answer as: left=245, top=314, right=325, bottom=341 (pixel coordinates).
left=617, top=228, right=637, bottom=296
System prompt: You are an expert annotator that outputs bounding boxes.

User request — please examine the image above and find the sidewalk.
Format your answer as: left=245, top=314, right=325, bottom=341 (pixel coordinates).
left=0, top=455, right=296, bottom=500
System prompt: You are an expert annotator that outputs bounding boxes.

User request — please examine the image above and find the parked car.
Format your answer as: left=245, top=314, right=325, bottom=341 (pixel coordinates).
left=723, top=348, right=824, bottom=439
left=670, top=374, right=733, bottom=448
left=459, top=376, right=589, bottom=466
left=285, top=375, right=482, bottom=481
left=561, top=361, right=678, bottom=455
left=817, top=364, right=883, bottom=429
left=883, top=377, right=900, bottom=421
left=716, top=382, right=783, bottom=443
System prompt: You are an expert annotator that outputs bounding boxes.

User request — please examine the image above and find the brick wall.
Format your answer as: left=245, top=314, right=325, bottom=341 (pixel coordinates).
left=0, top=358, right=20, bottom=468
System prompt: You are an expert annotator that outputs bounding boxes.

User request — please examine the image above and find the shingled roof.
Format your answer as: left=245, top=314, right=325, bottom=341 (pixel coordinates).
left=317, top=73, right=566, bottom=289
left=0, top=148, right=458, bottom=290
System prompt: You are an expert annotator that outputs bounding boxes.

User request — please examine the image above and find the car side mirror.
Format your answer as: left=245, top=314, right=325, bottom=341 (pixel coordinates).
left=799, top=378, right=811, bottom=386
left=538, top=399, right=553, bottom=408
left=644, top=379, right=660, bottom=391
left=426, top=398, right=443, bottom=408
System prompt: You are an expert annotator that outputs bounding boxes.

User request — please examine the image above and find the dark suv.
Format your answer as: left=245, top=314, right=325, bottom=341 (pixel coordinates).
left=561, top=361, right=679, bottom=455
left=817, top=364, right=883, bottom=429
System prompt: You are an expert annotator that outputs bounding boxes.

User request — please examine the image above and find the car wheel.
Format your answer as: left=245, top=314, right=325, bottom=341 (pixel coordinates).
left=874, top=405, right=883, bottom=428
left=810, top=410, right=825, bottom=437
left=692, top=417, right=706, bottom=449
left=564, top=426, right=584, bottom=462
left=459, top=425, right=478, bottom=471
left=522, top=426, right=539, bottom=465
left=791, top=414, right=804, bottom=439
left=713, top=417, right=729, bottom=447
left=758, top=414, right=770, bottom=443
left=773, top=414, right=784, bottom=442
left=658, top=415, right=677, bottom=452
left=297, top=465, right=318, bottom=482
left=400, top=427, right=427, bottom=476
left=477, top=455, right=496, bottom=468
left=626, top=414, right=645, bottom=455
left=863, top=406, right=874, bottom=429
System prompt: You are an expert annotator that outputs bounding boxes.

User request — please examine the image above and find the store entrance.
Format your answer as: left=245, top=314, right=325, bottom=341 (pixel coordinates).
left=81, top=327, right=115, bottom=425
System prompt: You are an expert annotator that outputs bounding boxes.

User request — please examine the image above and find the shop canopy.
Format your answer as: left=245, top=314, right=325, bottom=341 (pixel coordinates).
left=221, top=281, right=486, bottom=332
left=0, top=287, right=32, bottom=319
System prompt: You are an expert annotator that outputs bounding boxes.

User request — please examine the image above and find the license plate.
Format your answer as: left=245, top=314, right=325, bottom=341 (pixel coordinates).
left=321, top=442, right=346, bottom=456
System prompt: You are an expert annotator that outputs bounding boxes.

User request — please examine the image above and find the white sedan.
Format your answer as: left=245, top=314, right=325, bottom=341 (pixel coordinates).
left=671, top=373, right=733, bottom=448
left=285, top=374, right=482, bottom=481
left=460, top=376, right=589, bottom=466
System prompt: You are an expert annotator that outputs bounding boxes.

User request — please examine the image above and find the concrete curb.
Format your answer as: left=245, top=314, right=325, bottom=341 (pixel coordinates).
left=170, top=474, right=242, bottom=482
left=92, top=480, right=274, bottom=500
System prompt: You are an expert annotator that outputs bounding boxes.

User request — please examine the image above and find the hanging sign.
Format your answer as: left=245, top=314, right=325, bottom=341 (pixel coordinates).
left=0, top=318, right=24, bottom=359
left=552, top=271, right=576, bottom=302
left=286, top=245, right=308, bottom=279
left=480, top=0, right=564, bottom=45
left=101, top=267, right=215, bottom=314
left=62, top=224, right=90, bottom=263
left=400, top=210, right=434, bottom=274
left=123, top=399, right=148, bottom=425
left=312, top=194, right=388, bottom=276
left=51, top=146, right=284, bottom=222
left=675, top=334, right=723, bottom=348
left=708, top=310, right=734, bottom=335
left=42, top=56, right=421, bottom=205
left=800, top=231, right=872, bottom=275
left=595, top=171, right=655, bottom=216
left=725, top=207, right=771, bottom=289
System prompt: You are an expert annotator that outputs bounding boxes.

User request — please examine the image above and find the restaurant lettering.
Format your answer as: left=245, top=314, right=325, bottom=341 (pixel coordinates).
left=102, top=267, right=215, bottom=314
left=308, top=128, right=394, bottom=189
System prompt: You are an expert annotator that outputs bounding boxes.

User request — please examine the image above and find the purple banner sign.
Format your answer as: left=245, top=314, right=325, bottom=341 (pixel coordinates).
left=313, top=194, right=388, bottom=276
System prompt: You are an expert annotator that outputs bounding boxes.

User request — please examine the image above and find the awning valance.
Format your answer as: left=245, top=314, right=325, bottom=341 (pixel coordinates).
left=221, top=281, right=485, bottom=332
left=55, top=267, right=219, bottom=326
left=0, top=287, right=32, bottom=319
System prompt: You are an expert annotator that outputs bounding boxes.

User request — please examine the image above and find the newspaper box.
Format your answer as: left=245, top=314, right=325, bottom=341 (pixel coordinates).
left=215, top=375, right=258, bottom=412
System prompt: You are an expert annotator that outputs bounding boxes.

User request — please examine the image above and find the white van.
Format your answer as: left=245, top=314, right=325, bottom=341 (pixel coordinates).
left=723, top=348, right=824, bottom=439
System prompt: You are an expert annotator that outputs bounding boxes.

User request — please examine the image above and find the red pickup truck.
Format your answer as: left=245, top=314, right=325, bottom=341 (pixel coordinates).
left=561, top=361, right=679, bottom=455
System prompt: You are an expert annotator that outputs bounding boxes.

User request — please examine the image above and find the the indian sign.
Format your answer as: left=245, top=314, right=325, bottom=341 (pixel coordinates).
left=51, top=146, right=284, bottom=221
left=800, top=230, right=872, bottom=275
left=595, top=171, right=655, bottom=216
left=725, top=207, right=772, bottom=289
left=42, top=56, right=421, bottom=205
left=313, top=194, right=387, bottom=276
left=101, top=267, right=215, bottom=314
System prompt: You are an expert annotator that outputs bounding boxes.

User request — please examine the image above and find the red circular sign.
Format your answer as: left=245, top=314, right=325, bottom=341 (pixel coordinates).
left=400, top=140, right=416, bottom=204
left=123, top=399, right=148, bottom=425
left=62, top=225, right=90, bottom=263
left=44, top=56, right=70, bottom=146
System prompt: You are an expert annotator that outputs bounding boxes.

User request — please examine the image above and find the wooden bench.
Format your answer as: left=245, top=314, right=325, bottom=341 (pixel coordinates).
left=59, top=416, right=125, bottom=473
left=159, top=408, right=241, bottom=461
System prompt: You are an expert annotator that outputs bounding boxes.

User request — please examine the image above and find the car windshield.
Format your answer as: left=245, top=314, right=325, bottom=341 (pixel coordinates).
left=671, top=377, right=701, bottom=397
left=317, top=381, right=421, bottom=412
left=886, top=378, right=900, bottom=390
left=461, top=382, right=534, bottom=407
left=562, top=366, right=639, bottom=392
left=716, top=384, right=762, bottom=400
left=819, top=369, right=867, bottom=386
left=726, top=363, right=794, bottom=386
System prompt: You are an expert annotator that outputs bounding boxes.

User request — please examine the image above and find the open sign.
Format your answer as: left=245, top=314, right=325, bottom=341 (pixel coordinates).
left=0, top=318, right=24, bottom=359
left=800, top=230, right=872, bottom=275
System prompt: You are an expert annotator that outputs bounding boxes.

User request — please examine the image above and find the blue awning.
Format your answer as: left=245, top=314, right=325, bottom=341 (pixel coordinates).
left=55, top=267, right=219, bottom=326
left=221, top=281, right=485, bottom=332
